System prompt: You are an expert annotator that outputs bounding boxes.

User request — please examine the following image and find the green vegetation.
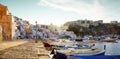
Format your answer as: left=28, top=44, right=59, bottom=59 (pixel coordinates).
left=65, top=23, right=120, bottom=36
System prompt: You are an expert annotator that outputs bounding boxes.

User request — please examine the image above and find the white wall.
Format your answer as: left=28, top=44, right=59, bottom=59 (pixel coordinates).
left=12, top=16, right=17, bottom=40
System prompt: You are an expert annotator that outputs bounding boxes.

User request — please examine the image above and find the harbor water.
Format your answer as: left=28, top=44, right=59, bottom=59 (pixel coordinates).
left=90, top=40, right=120, bottom=55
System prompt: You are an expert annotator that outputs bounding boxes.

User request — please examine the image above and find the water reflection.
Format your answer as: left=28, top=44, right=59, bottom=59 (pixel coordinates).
left=93, top=40, right=120, bottom=55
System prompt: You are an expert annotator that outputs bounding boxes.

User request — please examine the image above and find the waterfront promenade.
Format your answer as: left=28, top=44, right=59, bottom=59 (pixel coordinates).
left=0, top=40, right=49, bottom=59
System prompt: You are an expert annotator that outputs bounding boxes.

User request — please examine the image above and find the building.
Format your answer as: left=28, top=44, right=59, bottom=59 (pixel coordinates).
left=110, top=21, right=118, bottom=24
left=0, top=25, right=2, bottom=42
left=71, top=19, right=103, bottom=27
left=48, top=24, right=58, bottom=32
left=12, top=16, right=17, bottom=40
left=75, top=20, right=93, bottom=27
left=0, top=4, right=12, bottom=40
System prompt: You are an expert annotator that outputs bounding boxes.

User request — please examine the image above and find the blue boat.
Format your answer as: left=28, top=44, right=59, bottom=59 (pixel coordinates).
left=55, top=48, right=105, bottom=59
left=70, top=55, right=120, bottom=59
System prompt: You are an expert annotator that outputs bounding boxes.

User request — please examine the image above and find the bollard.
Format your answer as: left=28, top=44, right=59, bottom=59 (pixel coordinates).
left=35, top=39, right=38, bottom=43
left=104, top=45, right=106, bottom=50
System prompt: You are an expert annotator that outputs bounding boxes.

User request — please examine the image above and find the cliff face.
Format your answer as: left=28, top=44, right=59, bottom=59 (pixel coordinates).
left=0, top=4, right=12, bottom=40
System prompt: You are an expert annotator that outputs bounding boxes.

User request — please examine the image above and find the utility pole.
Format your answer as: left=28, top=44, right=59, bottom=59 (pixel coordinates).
left=35, top=21, right=38, bottom=43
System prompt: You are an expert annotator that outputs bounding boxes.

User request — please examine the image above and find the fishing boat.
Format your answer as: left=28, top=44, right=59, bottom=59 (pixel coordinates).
left=43, top=39, right=105, bottom=59
left=101, top=37, right=116, bottom=42
left=52, top=43, right=105, bottom=59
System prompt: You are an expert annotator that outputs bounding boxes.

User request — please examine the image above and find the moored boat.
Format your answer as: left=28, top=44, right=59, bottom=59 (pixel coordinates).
left=101, top=37, right=116, bottom=42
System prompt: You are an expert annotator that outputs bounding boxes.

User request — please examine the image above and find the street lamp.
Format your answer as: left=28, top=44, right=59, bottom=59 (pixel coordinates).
left=35, top=21, right=38, bottom=43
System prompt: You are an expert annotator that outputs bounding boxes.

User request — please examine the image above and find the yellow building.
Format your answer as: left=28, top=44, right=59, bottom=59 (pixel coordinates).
left=0, top=4, right=12, bottom=41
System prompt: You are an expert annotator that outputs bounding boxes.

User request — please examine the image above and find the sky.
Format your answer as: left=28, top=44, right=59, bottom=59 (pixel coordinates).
left=0, top=0, right=120, bottom=26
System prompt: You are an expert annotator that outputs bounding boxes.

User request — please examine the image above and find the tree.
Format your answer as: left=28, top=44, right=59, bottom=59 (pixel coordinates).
left=67, top=24, right=80, bottom=35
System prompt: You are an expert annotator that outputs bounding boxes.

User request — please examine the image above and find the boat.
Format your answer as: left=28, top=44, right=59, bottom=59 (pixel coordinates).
left=86, top=39, right=96, bottom=43
left=101, top=37, right=116, bottom=42
left=102, top=39, right=116, bottom=42
left=75, top=38, right=83, bottom=42
left=70, top=55, right=120, bottom=59
left=43, top=39, right=105, bottom=59
left=52, top=43, right=105, bottom=59
left=55, top=48, right=105, bottom=59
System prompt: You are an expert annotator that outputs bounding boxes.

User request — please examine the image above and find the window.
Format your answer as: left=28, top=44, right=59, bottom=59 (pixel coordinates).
left=81, top=21, right=85, bottom=24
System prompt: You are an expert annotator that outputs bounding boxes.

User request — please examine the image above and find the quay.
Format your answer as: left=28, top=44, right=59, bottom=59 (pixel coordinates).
left=0, top=40, right=50, bottom=59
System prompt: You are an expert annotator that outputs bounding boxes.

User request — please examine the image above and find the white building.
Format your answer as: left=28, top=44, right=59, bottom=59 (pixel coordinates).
left=72, top=19, right=103, bottom=27
left=110, top=21, right=118, bottom=24
left=12, top=16, right=17, bottom=40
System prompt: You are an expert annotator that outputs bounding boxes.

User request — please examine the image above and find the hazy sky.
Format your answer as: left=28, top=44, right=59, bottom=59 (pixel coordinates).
left=0, top=0, right=120, bottom=26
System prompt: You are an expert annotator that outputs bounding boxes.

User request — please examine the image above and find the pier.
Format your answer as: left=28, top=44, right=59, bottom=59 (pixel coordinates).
left=0, top=40, right=50, bottom=59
